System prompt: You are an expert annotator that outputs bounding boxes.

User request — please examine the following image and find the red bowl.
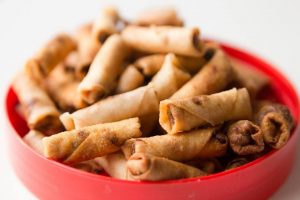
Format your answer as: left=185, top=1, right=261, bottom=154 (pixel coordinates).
left=5, top=42, right=300, bottom=200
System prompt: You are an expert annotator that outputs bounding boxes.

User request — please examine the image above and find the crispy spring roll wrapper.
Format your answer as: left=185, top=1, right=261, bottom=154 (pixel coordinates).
left=227, top=120, right=264, bottom=155
left=43, top=118, right=142, bottom=165
left=122, top=127, right=228, bottom=161
left=231, top=58, right=270, bottom=98
left=23, top=130, right=45, bottom=155
left=160, top=88, right=252, bottom=134
left=254, top=102, right=294, bottom=149
left=134, top=7, right=183, bottom=26
left=92, top=6, right=120, bottom=43
left=171, top=48, right=235, bottom=99
left=77, top=34, right=131, bottom=105
left=225, top=157, right=249, bottom=170
left=121, top=25, right=202, bottom=57
left=13, top=72, right=63, bottom=135
left=116, top=65, right=145, bottom=94
left=134, top=54, right=165, bottom=76
left=62, top=84, right=159, bottom=130
left=185, top=158, right=222, bottom=174
left=25, top=34, right=77, bottom=81
left=44, top=65, right=79, bottom=112
left=127, top=153, right=207, bottom=181
left=96, top=152, right=130, bottom=180
left=72, top=159, right=103, bottom=174
left=150, top=54, right=191, bottom=100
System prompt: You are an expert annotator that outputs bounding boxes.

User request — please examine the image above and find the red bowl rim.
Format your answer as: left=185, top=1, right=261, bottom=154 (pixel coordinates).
left=5, top=40, right=300, bottom=185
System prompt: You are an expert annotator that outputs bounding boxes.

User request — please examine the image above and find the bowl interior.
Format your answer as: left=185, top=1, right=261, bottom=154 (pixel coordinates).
left=5, top=42, right=300, bottom=184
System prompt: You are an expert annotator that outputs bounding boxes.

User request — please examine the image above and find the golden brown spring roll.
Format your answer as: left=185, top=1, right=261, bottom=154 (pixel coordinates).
left=96, top=152, right=129, bottom=180
left=72, top=159, right=103, bottom=174
left=122, top=127, right=228, bottom=161
left=254, top=102, right=294, bottom=149
left=227, top=120, right=264, bottom=155
left=226, top=158, right=249, bottom=170
left=43, top=118, right=142, bottom=165
left=92, top=6, right=120, bottom=43
left=121, top=25, right=202, bottom=57
left=134, top=7, right=183, bottom=26
left=160, top=88, right=252, bottom=134
left=186, top=158, right=221, bottom=174
left=77, top=34, right=131, bottom=105
left=171, top=48, right=234, bottom=99
left=61, top=84, right=159, bottom=130
left=23, top=130, right=45, bottom=155
left=134, top=54, right=165, bottom=76
left=127, top=153, right=207, bottom=181
left=25, top=34, right=77, bottom=81
left=13, top=72, right=63, bottom=135
left=150, top=53, right=191, bottom=100
left=44, top=65, right=79, bottom=112
left=116, top=65, right=145, bottom=94
left=231, top=58, right=270, bottom=98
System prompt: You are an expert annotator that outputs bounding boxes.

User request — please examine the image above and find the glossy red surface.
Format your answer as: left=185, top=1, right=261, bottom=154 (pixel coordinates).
left=5, top=43, right=300, bottom=200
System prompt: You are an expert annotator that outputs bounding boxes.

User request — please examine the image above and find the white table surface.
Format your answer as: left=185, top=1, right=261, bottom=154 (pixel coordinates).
left=0, top=0, right=299, bottom=199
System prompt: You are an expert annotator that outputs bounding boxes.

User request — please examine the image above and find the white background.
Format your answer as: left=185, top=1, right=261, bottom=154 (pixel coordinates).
left=0, top=0, right=299, bottom=199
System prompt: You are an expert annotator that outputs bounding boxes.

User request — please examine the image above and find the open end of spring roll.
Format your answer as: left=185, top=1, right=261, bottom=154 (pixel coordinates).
left=122, top=127, right=228, bottom=162
left=96, top=152, right=130, bottom=180
left=23, top=130, right=45, bottom=155
left=231, top=58, right=270, bottom=98
left=72, top=158, right=103, bottom=174
left=25, top=33, right=77, bottom=81
left=92, top=6, right=120, bottom=43
left=225, top=157, right=249, bottom=170
left=43, top=118, right=142, bottom=165
left=150, top=53, right=191, bottom=100
left=227, top=120, right=264, bottom=155
left=171, top=48, right=235, bottom=99
left=134, top=7, right=183, bottom=27
left=77, top=34, right=131, bottom=105
left=116, top=65, right=145, bottom=94
left=121, top=25, right=202, bottom=57
left=62, top=84, right=159, bottom=130
left=127, top=153, right=207, bottom=181
left=13, top=72, right=63, bottom=135
left=255, top=102, right=294, bottom=149
left=160, top=88, right=252, bottom=134
left=134, top=54, right=165, bottom=76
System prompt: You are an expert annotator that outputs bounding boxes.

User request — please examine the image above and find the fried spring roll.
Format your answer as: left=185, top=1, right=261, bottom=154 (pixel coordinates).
left=96, top=152, right=129, bottom=180
left=116, top=65, right=145, bottom=94
left=77, top=34, right=131, bottom=105
left=231, top=58, right=270, bottom=98
left=13, top=72, right=63, bottom=135
left=150, top=54, right=191, bottom=100
left=160, top=88, right=252, bottom=134
left=134, top=7, right=183, bottom=26
left=43, top=118, right=142, bottom=165
left=134, top=54, right=165, bottom=76
left=122, top=127, right=228, bottom=161
left=226, top=158, right=249, bottom=170
left=127, top=153, right=207, bottom=181
left=92, top=6, right=120, bottom=43
left=254, top=102, right=294, bottom=149
left=171, top=48, right=235, bottom=99
left=227, top=120, right=264, bottom=155
left=61, top=84, right=159, bottom=130
left=25, top=34, right=77, bottom=81
left=121, top=26, right=202, bottom=57
left=72, top=159, right=103, bottom=174
left=44, top=65, right=79, bottom=112
left=23, top=130, right=45, bottom=155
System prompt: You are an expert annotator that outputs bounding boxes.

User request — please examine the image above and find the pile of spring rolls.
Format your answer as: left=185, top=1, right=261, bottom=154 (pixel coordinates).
left=14, top=7, right=294, bottom=181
